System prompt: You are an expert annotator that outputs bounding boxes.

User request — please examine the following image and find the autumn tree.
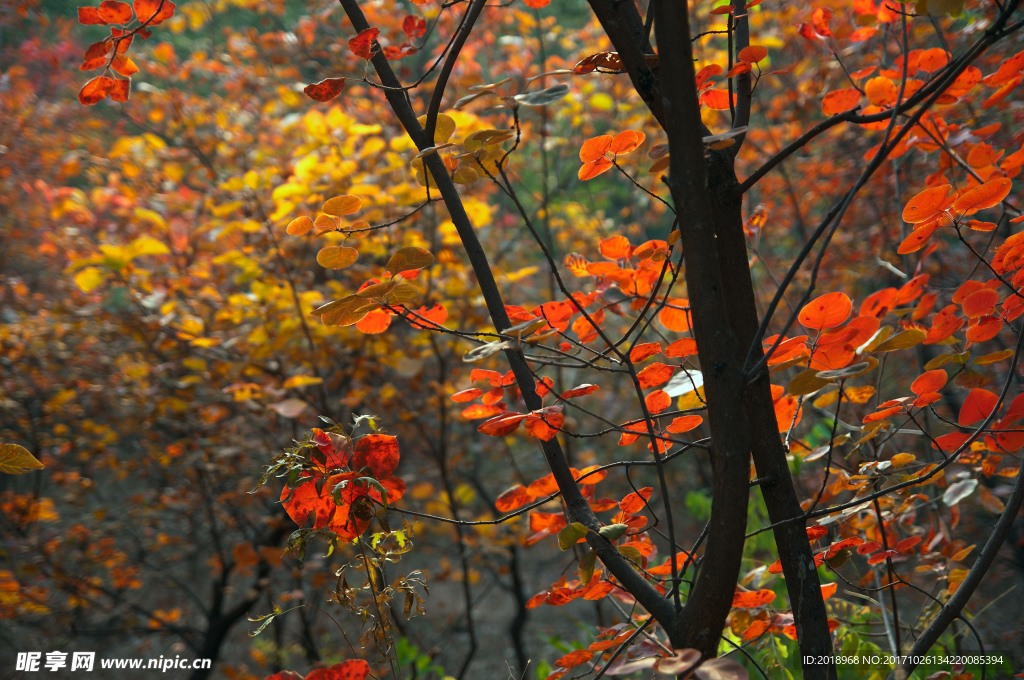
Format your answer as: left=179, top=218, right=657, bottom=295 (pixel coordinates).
left=8, top=0, right=1024, bottom=676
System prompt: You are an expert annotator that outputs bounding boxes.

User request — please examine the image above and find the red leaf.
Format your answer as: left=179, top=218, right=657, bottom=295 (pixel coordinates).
left=402, top=15, right=426, bottom=38
left=959, top=388, right=999, bottom=426
left=896, top=535, right=922, bottom=553
left=349, top=28, right=380, bottom=60
left=811, top=6, right=832, bottom=36
left=306, top=660, right=371, bottom=680
left=351, top=434, right=400, bottom=478
left=867, top=550, right=898, bottom=565
left=561, top=384, right=600, bottom=399
left=78, top=7, right=108, bottom=24
left=80, top=40, right=111, bottom=71
left=821, top=88, right=861, bottom=115
left=281, top=476, right=336, bottom=528
left=304, top=78, right=346, bottom=102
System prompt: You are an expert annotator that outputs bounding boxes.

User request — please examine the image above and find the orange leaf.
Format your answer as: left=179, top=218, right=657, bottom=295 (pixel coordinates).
left=820, top=582, right=838, bottom=600
left=737, top=45, right=768, bottom=64
left=667, top=415, right=703, bottom=433
left=700, top=88, right=735, bottom=110
left=636, top=363, right=675, bottom=389
left=962, top=288, right=998, bottom=318
left=609, top=130, right=645, bottom=154
left=524, top=411, right=564, bottom=441
left=864, top=76, right=897, bottom=106
left=629, top=342, right=662, bottom=362
left=99, top=0, right=133, bottom=23
left=959, top=388, right=999, bottom=426
left=821, top=88, right=861, bottom=115
left=619, top=487, right=653, bottom=514
left=80, top=40, right=111, bottom=71
left=811, top=6, right=832, bottom=36
left=665, top=338, right=698, bottom=358
left=952, top=178, right=1012, bottom=215
left=496, top=485, right=535, bottom=512
left=897, top=220, right=940, bottom=255
left=561, top=384, right=600, bottom=399
left=78, top=7, right=107, bottom=24
left=78, top=76, right=114, bottom=106
left=286, top=216, right=314, bottom=235
left=461, top=403, right=506, bottom=419
left=133, top=0, right=175, bottom=24
left=732, top=589, right=777, bottom=608
left=409, top=302, right=448, bottom=330
left=645, top=390, right=671, bottom=415
left=902, top=184, right=952, bottom=223
left=304, top=78, right=346, bottom=102
left=910, top=369, right=947, bottom=395
left=659, top=298, right=691, bottom=332
left=798, top=292, right=852, bottom=330
left=349, top=28, right=380, bottom=60
left=478, top=412, right=528, bottom=437
left=578, top=158, right=613, bottom=181
left=599, top=235, right=632, bottom=259
left=555, top=650, right=593, bottom=670
left=579, top=135, right=613, bottom=162
left=356, top=308, right=392, bottom=334
left=917, top=47, right=949, bottom=71
left=109, top=78, right=130, bottom=102
left=742, top=620, right=771, bottom=640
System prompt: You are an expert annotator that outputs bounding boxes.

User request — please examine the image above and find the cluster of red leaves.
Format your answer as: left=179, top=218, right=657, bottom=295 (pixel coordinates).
left=76, top=0, right=176, bottom=105
left=302, top=19, right=425, bottom=102
left=265, top=659, right=370, bottom=680
left=280, top=431, right=405, bottom=541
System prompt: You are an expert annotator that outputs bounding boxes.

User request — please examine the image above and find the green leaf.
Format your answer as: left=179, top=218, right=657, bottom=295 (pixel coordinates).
left=873, top=329, right=926, bottom=352
left=514, top=84, right=570, bottom=107
left=598, top=523, right=628, bottom=541
left=787, top=368, right=830, bottom=396
left=557, top=522, right=588, bottom=551
left=578, top=551, right=596, bottom=586
left=618, top=544, right=643, bottom=565
left=0, top=443, right=44, bottom=475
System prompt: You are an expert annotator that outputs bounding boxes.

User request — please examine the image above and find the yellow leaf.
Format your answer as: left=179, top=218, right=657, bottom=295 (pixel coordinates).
left=74, top=267, right=107, bottom=293
left=126, top=235, right=171, bottom=260
left=283, top=375, right=324, bottom=389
